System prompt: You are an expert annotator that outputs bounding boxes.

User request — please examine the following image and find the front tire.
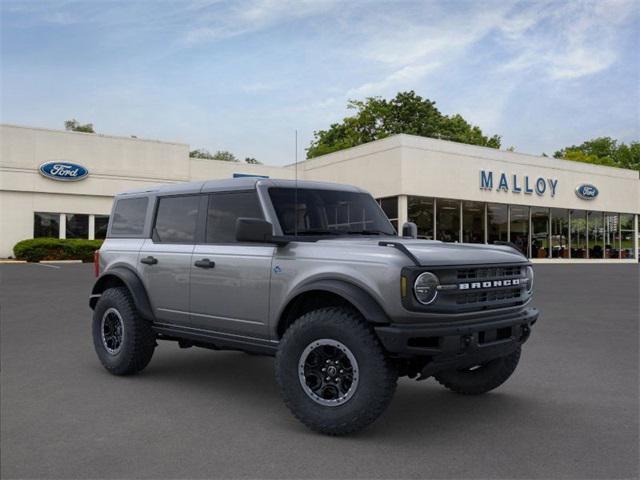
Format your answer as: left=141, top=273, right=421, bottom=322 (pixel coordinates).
left=92, top=287, right=156, bottom=375
left=275, top=307, right=397, bottom=436
left=434, top=347, right=521, bottom=395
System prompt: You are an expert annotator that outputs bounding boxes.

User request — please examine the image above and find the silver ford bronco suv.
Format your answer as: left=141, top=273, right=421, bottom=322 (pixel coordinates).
left=90, top=178, right=538, bottom=435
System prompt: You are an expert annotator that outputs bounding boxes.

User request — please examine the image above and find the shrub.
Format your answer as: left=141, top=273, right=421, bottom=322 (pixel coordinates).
left=13, top=238, right=104, bottom=262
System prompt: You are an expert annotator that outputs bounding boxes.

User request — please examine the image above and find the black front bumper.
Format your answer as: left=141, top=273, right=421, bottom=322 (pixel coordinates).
left=375, top=307, right=539, bottom=376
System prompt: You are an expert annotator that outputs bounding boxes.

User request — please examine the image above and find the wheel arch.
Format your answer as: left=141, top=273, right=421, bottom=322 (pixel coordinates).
left=89, top=266, right=155, bottom=321
left=276, top=279, right=390, bottom=338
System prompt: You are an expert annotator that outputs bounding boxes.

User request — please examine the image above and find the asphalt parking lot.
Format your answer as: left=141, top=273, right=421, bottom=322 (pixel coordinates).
left=1, top=263, right=638, bottom=479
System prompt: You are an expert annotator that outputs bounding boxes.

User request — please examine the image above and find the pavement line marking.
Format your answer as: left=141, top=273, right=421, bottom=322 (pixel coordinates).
left=33, top=263, right=61, bottom=269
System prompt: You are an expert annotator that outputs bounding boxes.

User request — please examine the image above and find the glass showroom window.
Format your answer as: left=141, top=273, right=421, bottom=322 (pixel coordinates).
left=588, top=211, right=604, bottom=258
left=436, top=198, right=460, bottom=242
left=378, top=197, right=398, bottom=231
left=407, top=196, right=434, bottom=239
left=551, top=209, right=570, bottom=258
left=487, top=203, right=508, bottom=245
left=34, top=212, right=60, bottom=238
left=462, top=201, right=484, bottom=243
left=571, top=210, right=587, bottom=258
left=531, top=207, right=550, bottom=259
left=620, top=214, right=636, bottom=259
left=94, top=215, right=109, bottom=240
left=603, top=213, right=619, bottom=259
left=66, top=214, right=89, bottom=239
left=510, top=205, right=530, bottom=257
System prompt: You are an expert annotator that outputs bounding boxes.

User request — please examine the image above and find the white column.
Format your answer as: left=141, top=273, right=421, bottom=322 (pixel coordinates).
left=568, top=211, right=572, bottom=259
left=88, top=214, right=95, bottom=240
left=459, top=201, right=463, bottom=243
left=634, top=214, right=639, bottom=260
left=59, top=213, right=66, bottom=239
left=433, top=198, right=437, bottom=240
left=397, top=195, right=408, bottom=229
left=483, top=203, right=488, bottom=244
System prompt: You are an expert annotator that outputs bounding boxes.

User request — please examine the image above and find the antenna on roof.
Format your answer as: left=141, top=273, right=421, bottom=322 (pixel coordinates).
left=294, top=129, right=298, bottom=239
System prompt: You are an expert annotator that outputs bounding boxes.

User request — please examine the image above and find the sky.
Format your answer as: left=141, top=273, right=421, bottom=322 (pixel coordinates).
left=1, top=0, right=639, bottom=165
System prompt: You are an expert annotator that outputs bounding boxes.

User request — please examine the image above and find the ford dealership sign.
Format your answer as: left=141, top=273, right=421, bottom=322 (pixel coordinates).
left=575, top=184, right=598, bottom=200
left=39, top=161, right=89, bottom=182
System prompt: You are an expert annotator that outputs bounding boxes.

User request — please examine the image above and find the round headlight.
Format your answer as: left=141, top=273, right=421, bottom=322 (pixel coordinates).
left=525, top=266, right=534, bottom=293
left=414, top=272, right=439, bottom=305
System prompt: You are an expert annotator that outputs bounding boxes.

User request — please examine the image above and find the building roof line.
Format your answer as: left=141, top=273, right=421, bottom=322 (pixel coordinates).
left=296, top=133, right=638, bottom=179
left=0, top=123, right=189, bottom=147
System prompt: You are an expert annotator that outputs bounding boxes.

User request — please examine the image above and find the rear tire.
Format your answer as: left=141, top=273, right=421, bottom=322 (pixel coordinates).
left=275, top=307, right=397, bottom=436
left=434, top=348, right=521, bottom=395
left=92, top=287, right=156, bottom=375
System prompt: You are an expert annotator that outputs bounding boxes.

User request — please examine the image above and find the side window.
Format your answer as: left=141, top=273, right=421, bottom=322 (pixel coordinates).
left=110, top=197, right=148, bottom=236
left=153, top=195, right=200, bottom=243
left=206, top=191, right=263, bottom=243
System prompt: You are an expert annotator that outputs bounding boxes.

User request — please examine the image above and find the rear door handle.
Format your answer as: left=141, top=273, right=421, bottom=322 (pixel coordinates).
left=194, top=258, right=215, bottom=269
left=140, top=256, right=158, bottom=265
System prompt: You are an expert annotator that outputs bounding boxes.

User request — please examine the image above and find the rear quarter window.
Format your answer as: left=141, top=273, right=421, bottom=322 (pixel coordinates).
left=109, top=197, right=149, bottom=236
left=153, top=195, right=200, bottom=243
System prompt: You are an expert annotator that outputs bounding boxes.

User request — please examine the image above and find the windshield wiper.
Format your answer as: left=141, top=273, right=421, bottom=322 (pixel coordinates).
left=293, top=230, right=345, bottom=236
left=345, top=229, right=391, bottom=235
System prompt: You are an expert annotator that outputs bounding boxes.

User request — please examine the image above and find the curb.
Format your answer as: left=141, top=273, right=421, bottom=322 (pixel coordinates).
left=39, top=260, right=84, bottom=264
left=0, top=260, right=27, bottom=264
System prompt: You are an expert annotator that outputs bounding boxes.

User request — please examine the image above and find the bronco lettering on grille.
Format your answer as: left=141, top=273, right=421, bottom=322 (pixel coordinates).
left=459, top=279, right=520, bottom=290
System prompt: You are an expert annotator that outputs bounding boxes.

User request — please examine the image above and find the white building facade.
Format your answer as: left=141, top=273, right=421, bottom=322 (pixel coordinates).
left=1, top=124, right=638, bottom=262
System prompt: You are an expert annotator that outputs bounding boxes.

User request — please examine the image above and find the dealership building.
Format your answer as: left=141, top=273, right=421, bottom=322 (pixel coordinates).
left=1, top=123, right=638, bottom=262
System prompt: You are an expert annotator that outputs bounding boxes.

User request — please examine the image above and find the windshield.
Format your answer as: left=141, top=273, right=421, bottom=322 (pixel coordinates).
left=268, top=187, right=396, bottom=237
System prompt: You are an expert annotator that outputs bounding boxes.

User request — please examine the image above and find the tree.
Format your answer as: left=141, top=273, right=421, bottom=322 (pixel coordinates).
left=212, top=150, right=238, bottom=162
left=189, top=149, right=215, bottom=159
left=244, top=157, right=262, bottom=164
left=307, top=91, right=501, bottom=158
left=189, top=149, right=239, bottom=162
left=64, top=119, right=94, bottom=133
left=554, top=137, right=640, bottom=172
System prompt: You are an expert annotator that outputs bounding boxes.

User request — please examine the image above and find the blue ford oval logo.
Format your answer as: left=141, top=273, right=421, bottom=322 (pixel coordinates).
left=575, top=183, right=598, bottom=200
left=39, top=161, right=89, bottom=182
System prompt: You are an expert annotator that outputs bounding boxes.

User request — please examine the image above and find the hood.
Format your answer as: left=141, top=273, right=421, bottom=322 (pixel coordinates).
left=315, top=237, right=528, bottom=266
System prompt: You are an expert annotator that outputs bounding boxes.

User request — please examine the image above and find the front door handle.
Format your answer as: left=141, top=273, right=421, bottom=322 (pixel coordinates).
left=140, top=256, right=158, bottom=265
left=194, top=258, right=215, bottom=269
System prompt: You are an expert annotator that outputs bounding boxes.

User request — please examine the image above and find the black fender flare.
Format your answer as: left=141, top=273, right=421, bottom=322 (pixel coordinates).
left=280, top=279, right=390, bottom=326
left=89, top=266, right=155, bottom=321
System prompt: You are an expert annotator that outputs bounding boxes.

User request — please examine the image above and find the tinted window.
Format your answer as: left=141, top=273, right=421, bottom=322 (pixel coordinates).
left=269, top=188, right=395, bottom=236
left=66, top=214, right=89, bottom=239
left=34, top=212, right=59, bottom=238
left=206, top=191, right=263, bottom=243
left=378, top=197, right=398, bottom=220
left=487, top=203, right=508, bottom=244
left=436, top=198, right=460, bottom=242
left=94, top=215, right=109, bottom=240
left=408, top=196, right=434, bottom=239
left=110, top=197, right=148, bottom=236
left=154, top=195, right=200, bottom=243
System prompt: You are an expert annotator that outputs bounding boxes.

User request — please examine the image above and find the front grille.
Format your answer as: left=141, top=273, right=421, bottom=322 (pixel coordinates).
left=457, top=266, right=522, bottom=281
left=403, top=262, right=531, bottom=314
left=456, top=287, right=522, bottom=305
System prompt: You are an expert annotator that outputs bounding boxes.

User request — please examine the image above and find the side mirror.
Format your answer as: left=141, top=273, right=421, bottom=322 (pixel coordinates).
left=236, top=218, right=289, bottom=245
left=401, top=221, right=418, bottom=239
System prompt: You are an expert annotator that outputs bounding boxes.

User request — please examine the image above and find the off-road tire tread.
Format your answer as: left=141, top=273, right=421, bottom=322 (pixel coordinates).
left=275, top=307, right=397, bottom=436
left=434, top=347, right=521, bottom=395
left=92, top=287, right=155, bottom=375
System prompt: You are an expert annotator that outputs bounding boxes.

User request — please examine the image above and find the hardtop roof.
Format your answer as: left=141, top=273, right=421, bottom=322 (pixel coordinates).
left=116, top=177, right=365, bottom=197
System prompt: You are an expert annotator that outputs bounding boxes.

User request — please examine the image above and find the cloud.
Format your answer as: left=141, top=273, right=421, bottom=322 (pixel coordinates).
left=499, top=0, right=637, bottom=80
left=182, top=0, right=340, bottom=44
left=347, top=63, right=440, bottom=97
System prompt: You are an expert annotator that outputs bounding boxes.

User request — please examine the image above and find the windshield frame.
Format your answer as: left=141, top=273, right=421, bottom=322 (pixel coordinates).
left=263, top=186, right=397, bottom=239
